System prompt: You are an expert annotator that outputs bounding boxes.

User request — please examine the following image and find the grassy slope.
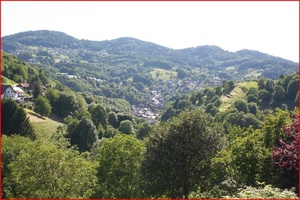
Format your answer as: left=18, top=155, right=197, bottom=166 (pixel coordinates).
left=150, top=68, right=177, bottom=80
left=2, top=76, right=17, bottom=85
left=219, top=81, right=258, bottom=112
left=25, top=109, right=64, bottom=141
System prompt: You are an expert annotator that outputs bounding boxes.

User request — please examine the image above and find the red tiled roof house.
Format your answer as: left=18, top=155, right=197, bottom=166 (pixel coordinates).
left=1, top=85, right=25, bottom=102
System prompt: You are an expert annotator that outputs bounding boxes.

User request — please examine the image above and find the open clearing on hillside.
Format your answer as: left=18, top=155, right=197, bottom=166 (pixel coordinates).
left=150, top=68, right=177, bottom=80
left=2, top=76, right=17, bottom=85
left=219, top=87, right=245, bottom=112
left=219, top=81, right=257, bottom=112
left=237, top=81, right=258, bottom=90
left=26, top=109, right=64, bottom=140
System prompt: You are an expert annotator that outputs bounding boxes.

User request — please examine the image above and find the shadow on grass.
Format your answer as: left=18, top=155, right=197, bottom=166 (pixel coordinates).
left=28, top=111, right=46, bottom=120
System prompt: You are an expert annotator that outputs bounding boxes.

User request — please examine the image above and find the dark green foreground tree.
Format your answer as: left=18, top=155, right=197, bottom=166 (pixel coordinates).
left=142, top=109, right=224, bottom=198
left=2, top=99, right=36, bottom=140
left=68, top=117, right=98, bottom=152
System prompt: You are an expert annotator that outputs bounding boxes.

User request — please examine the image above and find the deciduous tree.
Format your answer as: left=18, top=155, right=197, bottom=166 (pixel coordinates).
left=6, top=142, right=98, bottom=198
left=68, top=117, right=98, bottom=152
left=34, top=95, right=52, bottom=117
left=142, top=109, right=224, bottom=198
left=93, top=134, right=145, bottom=198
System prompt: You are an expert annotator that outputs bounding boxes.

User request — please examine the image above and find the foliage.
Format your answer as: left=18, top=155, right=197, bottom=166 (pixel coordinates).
left=142, top=109, right=224, bottom=198
left=2, top=99, right=36, bottom=140
left=59, top=92, right=80, bottom=118
left=235, top=185, right=297, bottom=198
left=272, top=113, right=298, bottom=171
left=34, top=95, right=52, bottom=117
left=234, top=99, right=249, bottom=113
left=32, top=80, right=44, bottom=99
left=45, top=87, right=60, bottom=113
left=136, top=121, right=152, bottom=139
left=230, top=129, right=269, bottom=186
left=67, top=116, right=98, bottom=152
left=90, top=104, right=107, bottom=129
left=2, top=135, right=33, bottom=198
left=93, top=134, right=146, bottom=198
left=118, top=120, right=134, bottom=134
left=2, top=52, right=37, bottom=83
left=5, top=141, right=98, bottom=198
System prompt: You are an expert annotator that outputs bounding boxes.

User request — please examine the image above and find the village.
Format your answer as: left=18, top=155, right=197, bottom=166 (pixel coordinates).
left=130, top=76, right=222, bottom=123
left=4, top=45, right=222, bottom=123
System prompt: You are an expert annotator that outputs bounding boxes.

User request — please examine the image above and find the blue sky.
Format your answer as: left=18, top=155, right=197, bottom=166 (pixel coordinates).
left=1, top=1, right=299, bottom=62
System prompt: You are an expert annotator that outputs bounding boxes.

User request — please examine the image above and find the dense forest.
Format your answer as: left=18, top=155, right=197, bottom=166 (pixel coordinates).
left=1, top=30, right=299, bottom=198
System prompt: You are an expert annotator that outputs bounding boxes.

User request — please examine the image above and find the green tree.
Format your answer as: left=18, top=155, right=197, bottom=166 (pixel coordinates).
left=108, top=112, right=118, bottom=128
left=142, top=109, right=224, bottom=198
left=5, top=141, right=98, bottom=198
left=59, top=92, right=79, bottom=118
left=136, top=121, right=152, bottom=140
left=271, top=85, right=285, bottom=104
left=248, top=102, right=258, bottom=115
left=258, top=78, right=266, bottom=90
left=45, top=87, right=60, bottom=113
left=246, top=87, right=258, bottom=97
left=258, top=89, right=271, bottom=103
left=286, top=78, right=298, bottom=99
left=34, top=95, right=52, bottom=117
left=2, top=99, right=20, bottom=134
left=68, top=117, right=98, bottom=152
left=215, top=86, right=222, bottom=96
left=247, top=94, right=258, bottom=103
left=230, top=129, right=269, bottom=186
left=2, top=99, right=36, bottom=140
left=118, top=120, right=134, bottom=134
left=93, top=134, right=146, bottom=198
left=234, top=100, right=249, bottom=113
left=2, top=135, right=33, bottom=198
left=32, top=81, right=43, bottom=99
left=91, top=104, right=107, bottom=129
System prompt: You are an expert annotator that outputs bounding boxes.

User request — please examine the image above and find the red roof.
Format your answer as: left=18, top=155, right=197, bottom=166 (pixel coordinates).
left=17, top=83, right=30, bottom=88
left=2, top=85, right=25, bottom=95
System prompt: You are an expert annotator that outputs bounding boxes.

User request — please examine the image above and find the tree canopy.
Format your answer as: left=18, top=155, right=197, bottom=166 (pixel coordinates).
left=142, top=109, right=224, bottom=198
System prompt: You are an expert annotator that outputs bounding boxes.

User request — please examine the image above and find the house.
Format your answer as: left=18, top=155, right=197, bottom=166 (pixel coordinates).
left=17, top=83, right=30, bottom=91
left=28, top=81, right=46, bottom=94
left=213, top=76, right=222, bottom=86
left=2, top=85, right=25, bottom=102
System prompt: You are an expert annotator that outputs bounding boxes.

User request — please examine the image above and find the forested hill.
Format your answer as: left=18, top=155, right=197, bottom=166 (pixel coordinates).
left=2, top=30, right=298, bottom=80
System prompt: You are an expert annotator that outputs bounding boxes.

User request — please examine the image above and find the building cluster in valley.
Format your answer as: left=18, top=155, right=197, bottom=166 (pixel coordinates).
left=130, top=76, right=222, bottom=123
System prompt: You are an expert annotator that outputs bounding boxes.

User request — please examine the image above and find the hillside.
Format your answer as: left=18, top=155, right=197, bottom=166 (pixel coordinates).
left=2, top=30, right=298, bottom=81
left=26, top=108, right=64, bottom=140
left=2, top=31, right=299, bottom=199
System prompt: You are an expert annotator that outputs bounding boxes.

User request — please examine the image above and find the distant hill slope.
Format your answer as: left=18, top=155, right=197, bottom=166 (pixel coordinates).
left=2, top=30, right=298, bottom=80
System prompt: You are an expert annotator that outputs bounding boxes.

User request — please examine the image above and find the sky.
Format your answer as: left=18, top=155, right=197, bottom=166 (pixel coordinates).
left=1, top=1, right=299, bottom=62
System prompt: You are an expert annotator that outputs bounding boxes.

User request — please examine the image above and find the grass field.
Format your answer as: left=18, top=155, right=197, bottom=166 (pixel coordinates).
left=26, top=109, right=64, bottom=141
left=218, top=81, right=258, bottom=112
left=2, top=76, right=17, bottom=85
left=219, top=87, right=246, bottom=112
left=237, top=81, right=258, bottom=90
left=150, top=68, right=177, bottom=80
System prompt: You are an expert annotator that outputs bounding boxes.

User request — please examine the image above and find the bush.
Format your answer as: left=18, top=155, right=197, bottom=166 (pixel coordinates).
left=235, top=185, right=297, bottom=198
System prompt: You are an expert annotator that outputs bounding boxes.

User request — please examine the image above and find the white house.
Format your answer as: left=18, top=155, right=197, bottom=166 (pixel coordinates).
left=213, top=76, right=222, bottom=86
left=2, top=85, right=25, bottom=102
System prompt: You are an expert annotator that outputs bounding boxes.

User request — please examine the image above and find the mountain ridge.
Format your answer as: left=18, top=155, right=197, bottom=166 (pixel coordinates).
left=2, top=30, right=297, bottom=62
left=2, top=30, right=298, bottom=80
